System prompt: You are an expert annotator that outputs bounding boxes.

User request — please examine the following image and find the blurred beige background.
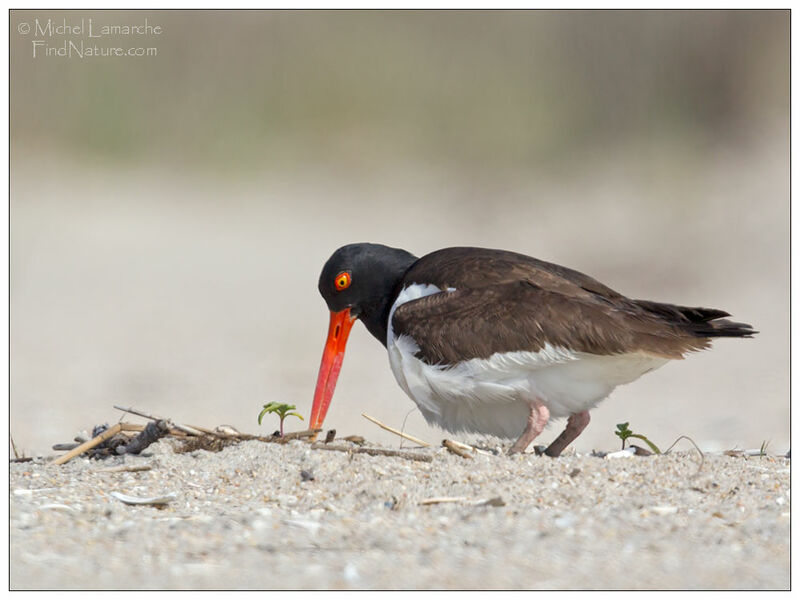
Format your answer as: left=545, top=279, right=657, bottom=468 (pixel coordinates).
left=10, top=10, right=788, bottom=456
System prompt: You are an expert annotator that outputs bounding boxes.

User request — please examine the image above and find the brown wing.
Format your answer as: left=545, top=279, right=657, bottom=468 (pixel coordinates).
left=391, top=279, right=709, bottom=365
left=402, top=247, right=626, bottom=302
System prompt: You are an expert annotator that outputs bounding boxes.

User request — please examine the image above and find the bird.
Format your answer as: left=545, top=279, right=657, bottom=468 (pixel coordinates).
left=309, top=243, right=755, bottom=456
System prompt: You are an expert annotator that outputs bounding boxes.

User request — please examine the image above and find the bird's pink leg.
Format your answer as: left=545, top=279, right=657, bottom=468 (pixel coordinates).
left=544, top=411, right=591, bottom=457
left=508, top=398, right=550, bottom=454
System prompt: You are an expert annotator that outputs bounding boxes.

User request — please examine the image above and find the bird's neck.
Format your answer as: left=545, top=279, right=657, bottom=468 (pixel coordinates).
left=359, top=293, right=396, bottom=347
left=358, top=256, right=417, bottom=347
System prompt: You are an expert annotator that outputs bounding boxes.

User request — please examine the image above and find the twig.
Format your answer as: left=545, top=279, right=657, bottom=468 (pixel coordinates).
left=419, top=496, right=505, bottom=506
left=443, top=439, right=494, bottom=457
left=112, top=405, right=204, bottom=436
left=172, top=429, right=319, bottom=454
left=663, top=435, right=705, bottom=475
left=52, top=423, right=123, bottom=465
left=112, top=405, right=164, bottom=421
left=419, top=496, right=468, bottom=505
left=161, top=421, right=205, bottom=437
left=443, top=439, right=473, bottom=459
left=97, top=464, right=152, bottom=473
left=361, top=413, right=430, bottom=447
left=10, top=433, right=21, bottom=460
left=182, top=424, right=242, bottom=438
left=310, top=442, right=433, bottom=462
left=165, top=422, right=239, bottom=438
left=724, top=448, right=775, bottom=457
left=214, top=428, right=318, bottom=442
left=281, top=429, right=321, bottom=441
left=119, top=423, right=145, bottom=432
left=184, top=424, right=216, bottom=435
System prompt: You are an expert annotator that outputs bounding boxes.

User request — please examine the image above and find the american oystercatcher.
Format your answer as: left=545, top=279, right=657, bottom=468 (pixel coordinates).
left=310, top=243, right=755, bottom=456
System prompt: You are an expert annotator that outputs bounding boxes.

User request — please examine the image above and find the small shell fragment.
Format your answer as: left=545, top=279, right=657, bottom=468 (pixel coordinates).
left=110, top=491, right=177, bottom=506
left=283, top=519, right=321, bottom=534
left=650, top=505, right=678, bottom=516
left=605, top=447, right=637, bottom=459
left=14, top=488, right=58, bottom=495
left=39, top=503, right=77, bottom=512
left=214, top=425, right=241, bottom=436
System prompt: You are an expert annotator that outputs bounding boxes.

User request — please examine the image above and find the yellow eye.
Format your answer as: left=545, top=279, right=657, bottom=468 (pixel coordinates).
left=334, top=272, right=351, bottom=291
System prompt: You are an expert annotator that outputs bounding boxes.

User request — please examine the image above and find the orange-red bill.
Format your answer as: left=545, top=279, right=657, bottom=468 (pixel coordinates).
left=310, top=308, right=356, bottom=437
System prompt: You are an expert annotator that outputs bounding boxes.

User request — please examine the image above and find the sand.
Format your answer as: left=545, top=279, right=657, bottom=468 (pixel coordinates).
left=10, top=437, right=790, bottom=590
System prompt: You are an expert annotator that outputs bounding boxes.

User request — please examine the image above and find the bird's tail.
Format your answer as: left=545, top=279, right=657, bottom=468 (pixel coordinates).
left=633, top=300, right=757, bottom=338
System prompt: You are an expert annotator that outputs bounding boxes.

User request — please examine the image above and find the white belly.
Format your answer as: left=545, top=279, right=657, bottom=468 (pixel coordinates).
left=386, top=284, right=670, bottom=439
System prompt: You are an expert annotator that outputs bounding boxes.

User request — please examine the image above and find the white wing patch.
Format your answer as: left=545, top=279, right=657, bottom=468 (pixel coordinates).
left=386, top=283, right=670, bottom=439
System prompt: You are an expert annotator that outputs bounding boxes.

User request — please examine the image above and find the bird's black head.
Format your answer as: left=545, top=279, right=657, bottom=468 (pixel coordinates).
left=310, top=243, right=417, bottom=435
left=318, top=242, right=417, bottom=331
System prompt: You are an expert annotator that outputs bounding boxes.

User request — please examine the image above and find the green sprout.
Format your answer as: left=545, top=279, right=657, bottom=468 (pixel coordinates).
left=614, top=422, right=661, bottom=454
left=759, top=440, right=770, bottom=457
left=258, top=402, right=304, bottom=437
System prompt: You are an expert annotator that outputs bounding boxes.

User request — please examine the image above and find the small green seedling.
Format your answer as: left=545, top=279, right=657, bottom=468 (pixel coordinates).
left=258, top=402, right=304, bottom=437
left=614, top=422, right=661, bottom=454
left=759, top=440, right=770, bottom=457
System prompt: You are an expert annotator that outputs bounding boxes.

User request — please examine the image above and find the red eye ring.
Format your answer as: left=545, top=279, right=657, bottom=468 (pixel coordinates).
left=334, top=272, right=351, bottom=291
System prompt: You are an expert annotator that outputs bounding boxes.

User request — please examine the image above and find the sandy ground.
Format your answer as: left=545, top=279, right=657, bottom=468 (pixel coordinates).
left=10, top=438, right=789, bottom=590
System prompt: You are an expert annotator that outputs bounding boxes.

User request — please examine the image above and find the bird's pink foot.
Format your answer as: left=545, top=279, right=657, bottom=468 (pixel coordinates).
left=508, top=398, right=550, bottom=454
left=544, top=410, right=590, bottom=457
